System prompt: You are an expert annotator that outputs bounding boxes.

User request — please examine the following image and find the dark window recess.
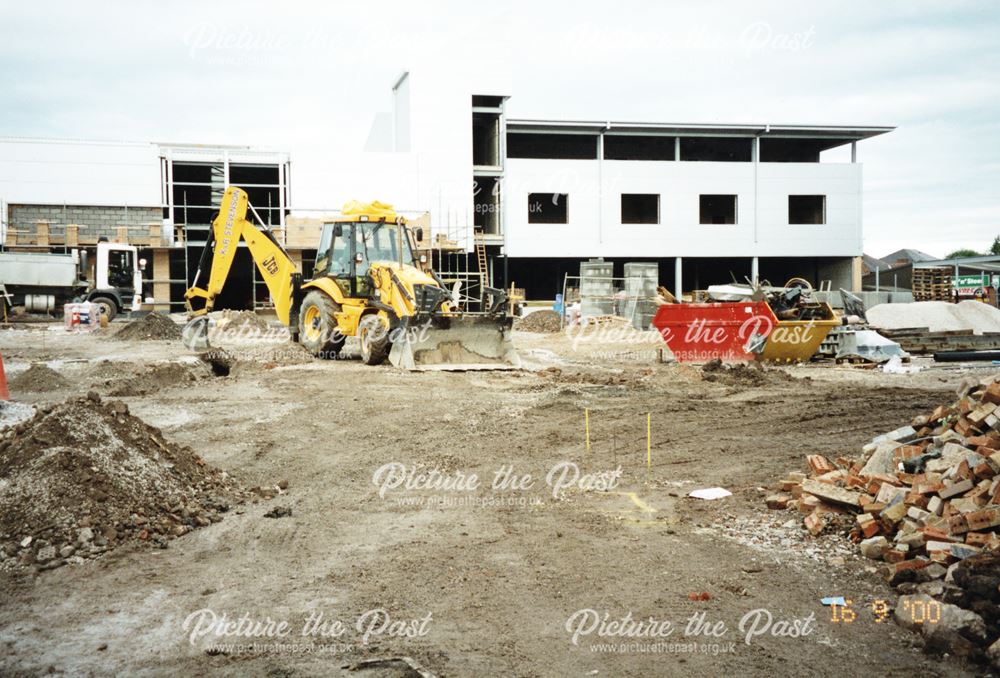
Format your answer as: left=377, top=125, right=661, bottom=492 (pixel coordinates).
left=788, top=195, right=826, bottom=224
left=472, top=95, right=504, bottom=108
left=173, top=185, right=215, bottom=223
left=245, top=186, right=281, bottom=212
left=507, top=133, right=598, bottom=160
left=171, top=162, right=220, bottom=184
left=472, top=113, right=500, bottom=166
left=229, top=164, right=279, bottom=185
left=680, top=137, right=752, bottom=162
left=621, top=194, right=659, bottom=224
left=475, top=177, right=501, bottom=234
left=760, top=138, right=846, bottom=162
left=604, top=136, right=676, bottom=161
left=528, top=193, right=568, bottom=224
left=699, top=195, right=737, bottom=224
left=175, top=206, right=217, bottom=225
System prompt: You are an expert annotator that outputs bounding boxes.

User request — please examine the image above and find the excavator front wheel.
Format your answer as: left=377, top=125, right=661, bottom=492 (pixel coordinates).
left=299, top=290, right=345, bottom=359
left=358, top=313, right=391, bottom=365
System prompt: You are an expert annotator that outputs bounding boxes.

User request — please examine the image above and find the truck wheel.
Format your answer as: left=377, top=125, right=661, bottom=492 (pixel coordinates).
left=90, top=296, right=118, bottom=321
left=299, top=291, right=344, bottom=358
left=358, top=314, right=391, bottom=365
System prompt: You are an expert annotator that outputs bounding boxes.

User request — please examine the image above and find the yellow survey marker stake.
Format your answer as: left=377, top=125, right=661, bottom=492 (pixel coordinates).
left=585, top=409, right=590, bottom=453
left=646, top=413, right=651, bottom=470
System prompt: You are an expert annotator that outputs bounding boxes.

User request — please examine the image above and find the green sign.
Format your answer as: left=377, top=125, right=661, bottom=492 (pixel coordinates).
left=955, top=274, right=989, bottom=287
left=953, top=274, right=990, bottom=295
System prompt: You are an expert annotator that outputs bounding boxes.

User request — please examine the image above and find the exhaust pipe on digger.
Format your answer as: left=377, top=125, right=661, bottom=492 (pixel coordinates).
left=388, top=315, right=521, bottom=371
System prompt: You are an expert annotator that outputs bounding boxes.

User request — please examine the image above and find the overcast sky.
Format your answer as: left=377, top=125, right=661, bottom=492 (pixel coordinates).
left=1, top=1, right=997, bottom=259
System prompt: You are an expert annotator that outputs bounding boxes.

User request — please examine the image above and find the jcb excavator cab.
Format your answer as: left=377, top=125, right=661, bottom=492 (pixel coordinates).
left=313, top=217, right=421, bottom=298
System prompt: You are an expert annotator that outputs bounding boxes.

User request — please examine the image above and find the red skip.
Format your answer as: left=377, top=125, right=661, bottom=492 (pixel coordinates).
left=652, top=301, right=777, bottom=363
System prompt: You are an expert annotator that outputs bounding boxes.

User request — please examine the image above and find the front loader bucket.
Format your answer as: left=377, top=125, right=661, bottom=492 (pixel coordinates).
left=388, top=316, right=521, bottom=371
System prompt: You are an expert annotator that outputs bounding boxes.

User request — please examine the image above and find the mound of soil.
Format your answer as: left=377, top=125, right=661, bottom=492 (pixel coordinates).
left=107, top=362, right=210, bottom=397
left=701, top=358, right=793, bottom=387
left=9, top=364, right=70, bottom=393
left=113, top=312, right=182, bottom=341
left=215, top=310, right=271, bottom=333
left=0, top=392, right=245, bottom=572
left=515, top=310, right=561, bottom=333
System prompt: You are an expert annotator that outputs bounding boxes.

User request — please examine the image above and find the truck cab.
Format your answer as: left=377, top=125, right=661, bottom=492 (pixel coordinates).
left=0, top=241, right=144, bottom=319
left=87, top=242, right=145, bottom=320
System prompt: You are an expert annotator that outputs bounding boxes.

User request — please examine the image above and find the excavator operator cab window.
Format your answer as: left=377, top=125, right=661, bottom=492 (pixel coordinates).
left=317, top=222, right=353, bottom=279
left=357, top=222, right=414, bottom=266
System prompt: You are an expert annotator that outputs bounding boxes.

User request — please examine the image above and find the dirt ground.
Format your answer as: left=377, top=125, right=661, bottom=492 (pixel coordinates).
left=0, top=319, right=994, bottom=677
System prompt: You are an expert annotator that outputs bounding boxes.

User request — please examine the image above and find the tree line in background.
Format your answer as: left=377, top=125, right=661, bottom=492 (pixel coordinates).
left=946, top=236, right=1000, bottom=260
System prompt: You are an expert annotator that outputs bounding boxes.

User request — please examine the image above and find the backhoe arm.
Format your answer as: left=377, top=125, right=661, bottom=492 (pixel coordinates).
left=184, top=186, right=301, bottom=326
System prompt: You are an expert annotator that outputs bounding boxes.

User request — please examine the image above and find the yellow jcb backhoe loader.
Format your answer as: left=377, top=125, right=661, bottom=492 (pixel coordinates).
left=183, top=186, right=520, bottom=370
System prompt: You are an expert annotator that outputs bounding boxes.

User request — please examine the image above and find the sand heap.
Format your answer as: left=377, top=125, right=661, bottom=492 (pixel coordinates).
left=9, top=363, right=70, bottom=393
left=0, top=392, right=245, bottom=572
left=514, top=310, right=562, bottom=333
left=868, top=300, right=1000, bottom=335
left=113, top=312, right=183, bottom=341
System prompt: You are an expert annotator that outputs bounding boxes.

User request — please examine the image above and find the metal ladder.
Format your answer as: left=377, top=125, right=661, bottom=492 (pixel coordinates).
left=473, top=228, right=489, bottom=294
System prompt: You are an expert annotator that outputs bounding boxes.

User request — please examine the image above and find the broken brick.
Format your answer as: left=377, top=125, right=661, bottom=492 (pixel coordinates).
left=982, top=381, right=1000, bottom=405
left=939, top=479, right=974, bottom=500
left=765, top=494, right=792, bottom=510
left=964, top=505, right=1000, bottom=532
left=807, top=455, right=835, bottom=476
left=804, top=511, right=826, bottom=536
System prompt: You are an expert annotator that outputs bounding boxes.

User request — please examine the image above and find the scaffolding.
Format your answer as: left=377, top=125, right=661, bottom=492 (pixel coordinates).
left=424, top=207, right=489, bottom=312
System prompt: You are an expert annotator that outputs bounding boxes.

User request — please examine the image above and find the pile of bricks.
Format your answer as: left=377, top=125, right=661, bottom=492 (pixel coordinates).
left=766, top=376, right=1000, bottom=583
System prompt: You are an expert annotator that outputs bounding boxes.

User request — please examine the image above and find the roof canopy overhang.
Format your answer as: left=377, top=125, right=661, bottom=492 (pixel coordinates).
left=507, top=119, right=893, bottom=145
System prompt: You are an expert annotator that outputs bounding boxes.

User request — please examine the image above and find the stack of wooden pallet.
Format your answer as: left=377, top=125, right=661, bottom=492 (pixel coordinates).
left=880, top=327, right=1000, bottom=354
left=912, top=267, right=952, bottom=301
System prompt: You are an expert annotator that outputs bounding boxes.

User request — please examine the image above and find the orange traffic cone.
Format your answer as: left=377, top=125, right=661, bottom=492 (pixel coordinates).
left=0, top=352, right=8, bottom=400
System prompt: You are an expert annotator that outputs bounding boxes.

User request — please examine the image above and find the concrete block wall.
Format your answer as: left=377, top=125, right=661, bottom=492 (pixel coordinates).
left=9, top=204, right=161, bottom=242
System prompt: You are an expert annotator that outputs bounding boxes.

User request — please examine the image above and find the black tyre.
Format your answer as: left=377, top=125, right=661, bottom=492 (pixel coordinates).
left=299, top=290, right=345, bottom=358
left=90, top=295, right=118, bottom=321
left=358, top=313, right=391, bottom=365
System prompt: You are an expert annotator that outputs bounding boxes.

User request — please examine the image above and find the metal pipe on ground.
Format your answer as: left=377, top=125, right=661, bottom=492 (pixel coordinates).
left=933, top=350, right=1000, bottom=362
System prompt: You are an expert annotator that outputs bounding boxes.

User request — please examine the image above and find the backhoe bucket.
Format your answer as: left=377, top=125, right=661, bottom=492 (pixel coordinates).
left=181, top=316, right=213, bottom=351
left=388, top=316, right=521, bottom=371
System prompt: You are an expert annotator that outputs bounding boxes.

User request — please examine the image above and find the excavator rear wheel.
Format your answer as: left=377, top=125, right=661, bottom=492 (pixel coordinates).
left=358, top=313, right=391, bottom=365
left=299, top=291, right=345, bottom=359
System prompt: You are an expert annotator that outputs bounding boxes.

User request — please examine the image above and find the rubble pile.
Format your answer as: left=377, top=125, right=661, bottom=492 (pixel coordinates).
left=893, top=554, right=1000, bottom=663
left=701, top=358, right=794, bottom=387
left=0, top=392, right=245, bottom=573
left=113, top=312, right=183, bottom=341
left=768, top=376, right=1000, bottom=576
left=514, top=310, right=562, bottom=333
left=766, top=375, right=1000, bottom=664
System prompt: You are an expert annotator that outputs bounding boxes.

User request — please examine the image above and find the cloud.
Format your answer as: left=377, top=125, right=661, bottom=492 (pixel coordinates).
left=0, top=0, right=997, bottom=254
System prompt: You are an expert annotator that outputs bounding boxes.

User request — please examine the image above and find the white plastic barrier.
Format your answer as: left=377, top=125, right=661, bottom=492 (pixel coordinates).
left=64, top=302, right=100, bottom=332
